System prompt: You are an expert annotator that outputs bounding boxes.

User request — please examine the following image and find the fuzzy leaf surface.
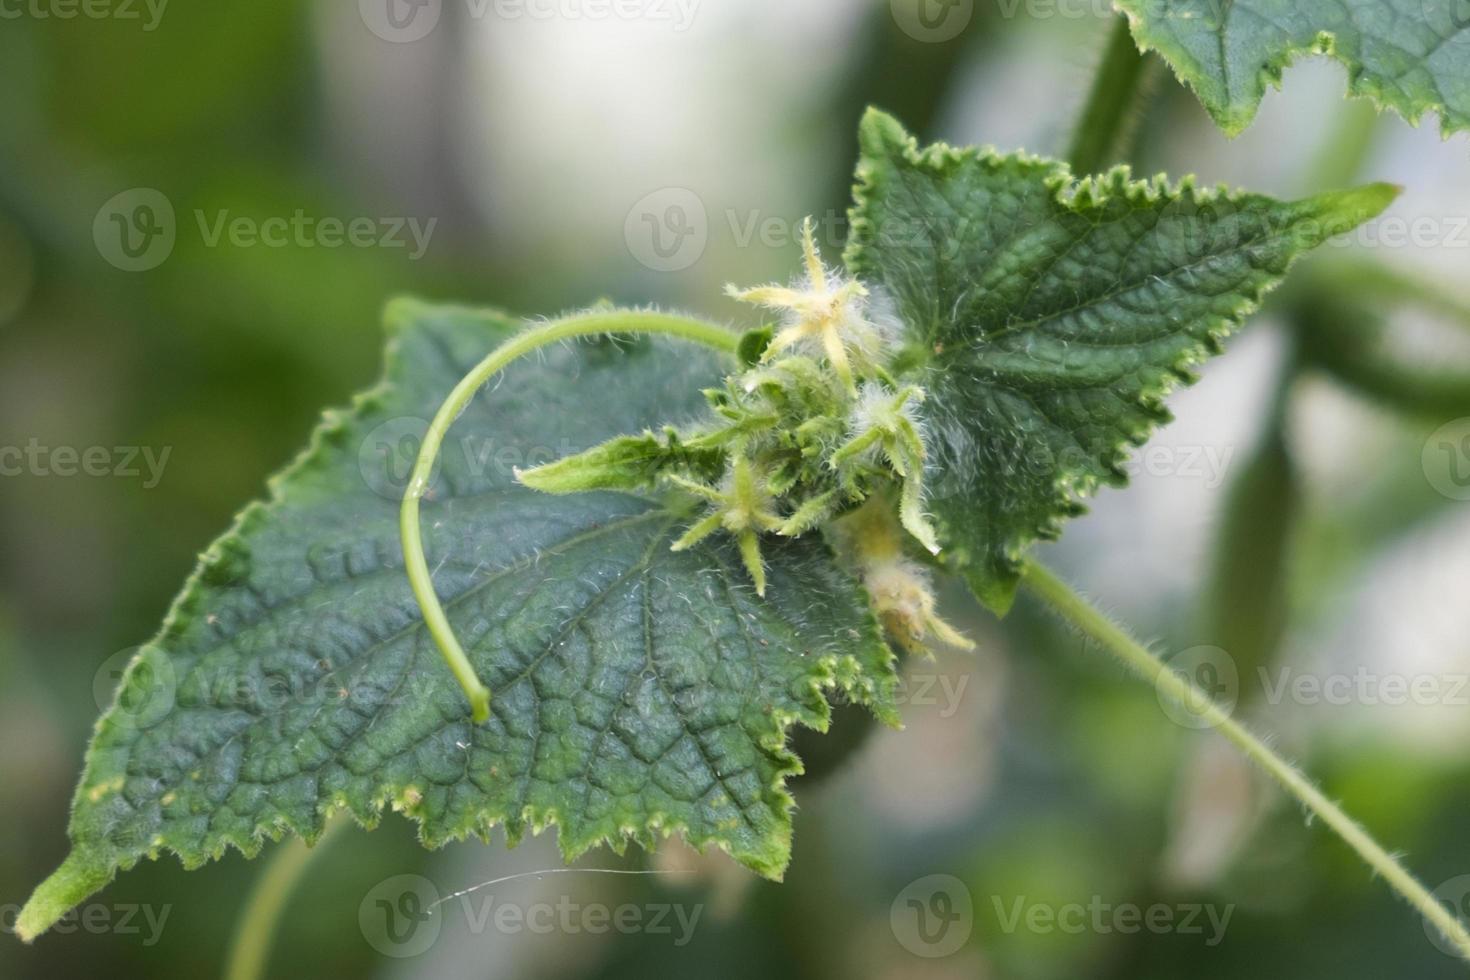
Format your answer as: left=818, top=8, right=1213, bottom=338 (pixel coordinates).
left=18, top=302, right=898, bottom=939
left=845, top=109, right=1396, bottom=612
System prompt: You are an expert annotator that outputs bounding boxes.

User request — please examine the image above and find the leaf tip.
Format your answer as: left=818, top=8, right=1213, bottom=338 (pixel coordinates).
left=962, top=566, right=1019, bottom=618
left=1214, top=109, right=1257, bottom=140
left=1363, top=181, right=1404, bottom=211
left=1310, top=180, right=1401, bottom=232
left=16, top=851, right=115, bottom=943
left=857, top=106, right=912, bottom=159
left=513, top=463, right=549, bottom=492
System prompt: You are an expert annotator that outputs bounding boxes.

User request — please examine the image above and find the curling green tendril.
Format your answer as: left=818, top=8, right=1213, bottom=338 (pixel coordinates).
left=399, top=309, right=740, bottom=723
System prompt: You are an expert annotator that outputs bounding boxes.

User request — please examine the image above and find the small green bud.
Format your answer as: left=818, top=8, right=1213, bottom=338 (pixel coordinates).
left=736, top=325, right=775, bottom=367
left=666, top=456, right=783, bottom=595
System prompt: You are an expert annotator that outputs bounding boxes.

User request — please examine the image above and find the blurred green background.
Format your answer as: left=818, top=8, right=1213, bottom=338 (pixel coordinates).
left=4, top=1, right=1470, bottom=977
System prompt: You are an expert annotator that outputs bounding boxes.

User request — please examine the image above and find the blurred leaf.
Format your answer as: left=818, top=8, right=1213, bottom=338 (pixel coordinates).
left=1294, top=292, right=1470, bottom=419
left=1207, top=407, right=1300, bottom=701
left=1115, top=0, right=1470, bottom=136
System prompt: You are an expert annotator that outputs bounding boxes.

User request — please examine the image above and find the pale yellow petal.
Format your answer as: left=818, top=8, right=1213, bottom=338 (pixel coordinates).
left=727, top=285, right=806, bottom=309
left=763, top=325, right=809, bottom=360
left=800, top=217, right=825, bottom=288
left=821, top=327, right=855, bottom=391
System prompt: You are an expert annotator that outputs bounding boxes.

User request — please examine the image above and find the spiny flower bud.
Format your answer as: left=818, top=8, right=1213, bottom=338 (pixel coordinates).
left=834, top=500, right=972, bottom=655
left=861, top=555, right=974, bottom=656
left=666, top=455, right=782, bottom=596
left=831, top=382, right=939, bottom=555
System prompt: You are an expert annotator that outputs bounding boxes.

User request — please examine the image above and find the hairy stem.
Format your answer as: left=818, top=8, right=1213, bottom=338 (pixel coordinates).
left=1066, top=16, right=1155, bottom=175
left=1021, top=557, right=1470, bottom=961
left=401, top=310, right=740, bottom=722
left=224, top=816, right=349, bottom=980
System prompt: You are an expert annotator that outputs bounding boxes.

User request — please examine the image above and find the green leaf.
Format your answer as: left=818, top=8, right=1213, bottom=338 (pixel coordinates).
left=514, top=428, right=727, bottom=495
left=845, top=109, right=1396, bottom=613
left=19, top=300, right=898, bottom=940
left=1114, top=0, right=1470, bottom=136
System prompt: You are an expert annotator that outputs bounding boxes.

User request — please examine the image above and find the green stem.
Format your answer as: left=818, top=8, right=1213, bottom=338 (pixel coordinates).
left=1065, top=16, right=1155, bottom=175
left=400, top=310, right=740, bottom=723
left=223, top=817, right=349, bottom=980
left=1302, top=97, right=1382, bottom=192
left=1021, top=557, right=1470, bottom=961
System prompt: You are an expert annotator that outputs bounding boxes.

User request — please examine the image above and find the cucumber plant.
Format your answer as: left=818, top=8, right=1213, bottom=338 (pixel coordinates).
left=18, top=8, right=1470, bottom=968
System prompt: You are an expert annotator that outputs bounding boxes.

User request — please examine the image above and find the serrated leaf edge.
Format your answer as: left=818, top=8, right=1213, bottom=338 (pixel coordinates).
left=20, top=298, right=901, bottom=939
left=844, top=108, right=1397, bottom=612
left=1112, top=2, right=1469, bottom=138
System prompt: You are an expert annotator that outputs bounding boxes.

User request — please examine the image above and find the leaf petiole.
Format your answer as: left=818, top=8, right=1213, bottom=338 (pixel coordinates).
left=400, top=309, right=740, bottom=723
left=1065, top=15, right=1156, bottom=175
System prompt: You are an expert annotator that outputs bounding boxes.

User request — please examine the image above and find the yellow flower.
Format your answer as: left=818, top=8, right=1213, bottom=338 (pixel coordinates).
left=725, top=217, right=882, bottom=391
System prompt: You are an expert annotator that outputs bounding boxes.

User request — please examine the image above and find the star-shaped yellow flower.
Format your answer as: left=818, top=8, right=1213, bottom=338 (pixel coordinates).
left=726, top=217, right=874, bottom=392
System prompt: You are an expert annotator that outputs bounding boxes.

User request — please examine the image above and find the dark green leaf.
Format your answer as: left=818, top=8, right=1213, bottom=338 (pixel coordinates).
left=19, top=301, right=898, bottom=939
left=845, top=109, right=1396, bottom=612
